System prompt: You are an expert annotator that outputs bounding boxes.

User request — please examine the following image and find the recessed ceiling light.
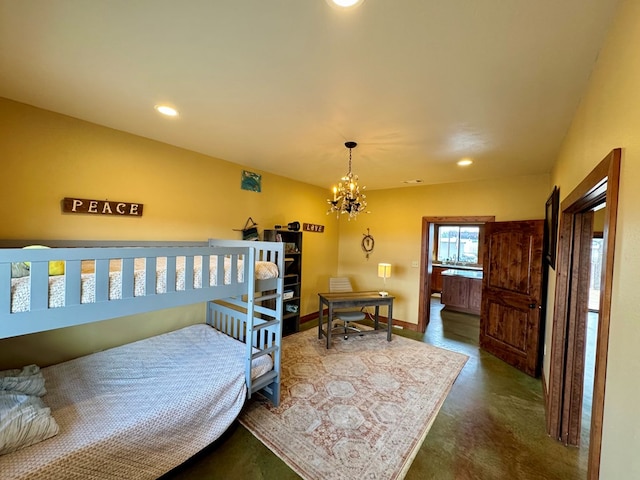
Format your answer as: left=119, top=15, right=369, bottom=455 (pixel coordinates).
left=154, top=105, right=179, bottom=117
left=328, top=0, right=365, bottom=8
left=457, top=158, right=473, bottom=166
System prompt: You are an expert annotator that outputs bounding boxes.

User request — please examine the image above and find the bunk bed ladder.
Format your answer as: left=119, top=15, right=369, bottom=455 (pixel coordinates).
left=205, top=243, right=283, bottom=406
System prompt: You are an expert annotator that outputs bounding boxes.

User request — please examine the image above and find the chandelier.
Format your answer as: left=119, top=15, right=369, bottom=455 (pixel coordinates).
left=327, top=141, right=367, bottom=220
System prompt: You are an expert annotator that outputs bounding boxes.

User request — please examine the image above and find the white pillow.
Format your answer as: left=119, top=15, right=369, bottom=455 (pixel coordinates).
left=0, top=365, right=46, bottom=396
left=0, top=393, right=59, bottom=455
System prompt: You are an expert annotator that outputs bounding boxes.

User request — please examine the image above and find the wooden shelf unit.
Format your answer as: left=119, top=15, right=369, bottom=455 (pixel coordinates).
left=264, top=229, right=302, bottom=335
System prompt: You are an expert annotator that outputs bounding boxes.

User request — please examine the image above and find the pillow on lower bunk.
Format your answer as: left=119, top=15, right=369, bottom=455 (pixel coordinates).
left=0, top=365, right=46, bottom=396
left=0, top=393, right=59, bottom=455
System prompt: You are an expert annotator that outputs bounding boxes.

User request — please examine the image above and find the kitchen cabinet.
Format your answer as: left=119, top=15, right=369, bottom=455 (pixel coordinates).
left=431, top=266, right=447, bottom=294
left=441, top=269, right=483, bottom=315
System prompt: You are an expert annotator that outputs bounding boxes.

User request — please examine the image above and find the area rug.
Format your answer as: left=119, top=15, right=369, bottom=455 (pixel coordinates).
left=239, top=328, right=468, bottom=480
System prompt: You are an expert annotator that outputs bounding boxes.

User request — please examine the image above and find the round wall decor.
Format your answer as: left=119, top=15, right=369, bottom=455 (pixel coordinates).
left=362, top=228, right=375, bottom=259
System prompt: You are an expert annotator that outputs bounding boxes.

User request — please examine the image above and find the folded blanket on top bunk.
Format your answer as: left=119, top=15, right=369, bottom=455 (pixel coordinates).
left=10, top=256, right=279, bottom=313
left=0, top=324, right=273, bottom=480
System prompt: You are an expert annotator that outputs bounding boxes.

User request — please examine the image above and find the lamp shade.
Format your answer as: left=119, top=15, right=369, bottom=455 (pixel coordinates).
left=377, top=263, right=391, bottom=279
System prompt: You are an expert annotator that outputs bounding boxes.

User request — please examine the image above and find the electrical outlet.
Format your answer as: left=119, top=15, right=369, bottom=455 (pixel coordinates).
left=411, top=261, right=419, bottom=268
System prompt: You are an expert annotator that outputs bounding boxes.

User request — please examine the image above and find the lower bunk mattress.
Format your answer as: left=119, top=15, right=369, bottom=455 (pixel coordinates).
left=0, top=324, right=273, bottom=479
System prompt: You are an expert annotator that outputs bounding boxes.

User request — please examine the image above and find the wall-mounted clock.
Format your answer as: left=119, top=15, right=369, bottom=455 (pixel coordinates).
left=362, top=228, right=375, bottom=259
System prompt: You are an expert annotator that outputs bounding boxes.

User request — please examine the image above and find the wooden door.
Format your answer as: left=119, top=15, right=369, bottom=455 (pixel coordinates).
left=480, top=220, right=544, bottom=376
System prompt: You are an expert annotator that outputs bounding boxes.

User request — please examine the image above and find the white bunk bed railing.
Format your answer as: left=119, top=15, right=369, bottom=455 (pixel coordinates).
left=0, top=244, right=251, bottom=339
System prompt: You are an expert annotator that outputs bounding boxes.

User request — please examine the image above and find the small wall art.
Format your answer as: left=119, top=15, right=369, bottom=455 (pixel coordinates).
left=241, top=170, right=262, bottom=192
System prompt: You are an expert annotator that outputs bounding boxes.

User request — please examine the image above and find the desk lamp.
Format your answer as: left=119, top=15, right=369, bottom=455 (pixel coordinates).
left=378, top=263, right=391, bottom=296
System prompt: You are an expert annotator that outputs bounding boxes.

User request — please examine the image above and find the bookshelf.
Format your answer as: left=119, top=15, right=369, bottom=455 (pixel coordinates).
left=263, top=229, right=302, bottom=335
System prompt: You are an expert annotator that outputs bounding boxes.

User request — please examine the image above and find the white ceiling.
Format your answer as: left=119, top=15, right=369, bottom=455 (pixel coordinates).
left=0, top=0, right=620, bottom=191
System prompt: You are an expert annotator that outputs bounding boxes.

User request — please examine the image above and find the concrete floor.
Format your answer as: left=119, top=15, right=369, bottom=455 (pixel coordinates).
left=162, top=299, right=588, bottom=480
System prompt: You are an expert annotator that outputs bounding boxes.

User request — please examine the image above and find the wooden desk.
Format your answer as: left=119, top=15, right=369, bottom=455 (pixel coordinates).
left=317, top=291, right=395, bottom=349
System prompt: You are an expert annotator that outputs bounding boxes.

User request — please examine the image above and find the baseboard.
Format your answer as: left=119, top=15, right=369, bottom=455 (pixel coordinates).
left=392, top=319, right=419, bottom=331
left=300, top=311, right=320, bottom=324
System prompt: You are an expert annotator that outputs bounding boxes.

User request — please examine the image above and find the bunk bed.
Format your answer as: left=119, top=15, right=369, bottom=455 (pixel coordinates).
left=0, top=238, right=284, bottom=479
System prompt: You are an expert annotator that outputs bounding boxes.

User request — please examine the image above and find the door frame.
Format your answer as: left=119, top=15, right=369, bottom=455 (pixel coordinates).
left=546, top=148, right=621, bottom=479
left=418, top=216, right=495, bottom=333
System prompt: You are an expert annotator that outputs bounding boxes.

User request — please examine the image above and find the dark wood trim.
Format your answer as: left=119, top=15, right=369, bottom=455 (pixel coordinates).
left=419, top=216, right=495, bottom=333
left=589, top=149, right=620, bottom=479
left=546, top=148, right=621, bottom=480
left=418, top=220, right=433, bottom=333
left=547, top=208, right=573, bottom=436
left=300, top=311, right=320, bottom=324
left=421, top=216, right=497, bottom=223
left=561, top=211, right=593, bottom=444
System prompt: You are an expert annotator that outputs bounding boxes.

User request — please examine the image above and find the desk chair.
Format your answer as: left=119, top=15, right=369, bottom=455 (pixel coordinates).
left=329, top=277, right=366, bottom=339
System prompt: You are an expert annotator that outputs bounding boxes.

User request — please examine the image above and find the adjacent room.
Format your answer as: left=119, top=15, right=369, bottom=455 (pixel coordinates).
left=1, top=1, right=639, bottom=479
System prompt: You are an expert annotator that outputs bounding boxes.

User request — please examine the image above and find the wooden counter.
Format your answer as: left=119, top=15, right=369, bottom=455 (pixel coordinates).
left=432, top=264, right=481, bottom=294
left=440, top=268, right=482, bottom=315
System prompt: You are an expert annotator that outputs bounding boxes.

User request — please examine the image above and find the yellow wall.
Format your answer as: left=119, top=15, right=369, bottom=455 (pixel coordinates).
left=545, top=0, right=640, bottom=476
left=1, top=2, right=635, bottom=473
left=0, top=98, right=338, bottom=367
left=336, top=175, right=550, bottom=324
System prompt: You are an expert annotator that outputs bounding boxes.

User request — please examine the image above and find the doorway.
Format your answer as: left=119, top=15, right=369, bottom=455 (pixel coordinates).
left=582, top=222, right=604, bottom=449
left=418, top=216, right=494, bottom=333
left=546, top=149, right=621, bottom=480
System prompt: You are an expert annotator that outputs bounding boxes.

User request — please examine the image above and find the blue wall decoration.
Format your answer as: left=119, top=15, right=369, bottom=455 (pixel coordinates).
left=241, top=170, right=262, bottom=192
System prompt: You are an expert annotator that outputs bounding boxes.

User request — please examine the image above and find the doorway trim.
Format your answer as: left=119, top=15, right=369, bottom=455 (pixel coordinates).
left=546, top=148, right=621, bottom=479
left=418, top=216, right=495, bottom=333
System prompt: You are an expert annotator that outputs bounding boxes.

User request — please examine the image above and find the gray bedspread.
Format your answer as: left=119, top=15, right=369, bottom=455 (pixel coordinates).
left=0, top=324, right=272, bottom=479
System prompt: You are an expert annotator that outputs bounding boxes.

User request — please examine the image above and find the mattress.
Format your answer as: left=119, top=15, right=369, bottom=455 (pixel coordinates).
left=10, top=256, right=279, bottom=313
left=0, top=324, right=273, bottom=480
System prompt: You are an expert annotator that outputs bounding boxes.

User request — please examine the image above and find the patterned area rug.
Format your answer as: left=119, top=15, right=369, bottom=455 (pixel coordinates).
left=239, top=328, right=468, bottom=480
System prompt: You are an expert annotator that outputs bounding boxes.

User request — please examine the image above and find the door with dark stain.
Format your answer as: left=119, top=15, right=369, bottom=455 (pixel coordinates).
left=480, top=220, right=544, bottom=377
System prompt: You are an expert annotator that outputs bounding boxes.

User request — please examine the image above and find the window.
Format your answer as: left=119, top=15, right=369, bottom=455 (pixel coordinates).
left=435, top=224, right=482, bottom=265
